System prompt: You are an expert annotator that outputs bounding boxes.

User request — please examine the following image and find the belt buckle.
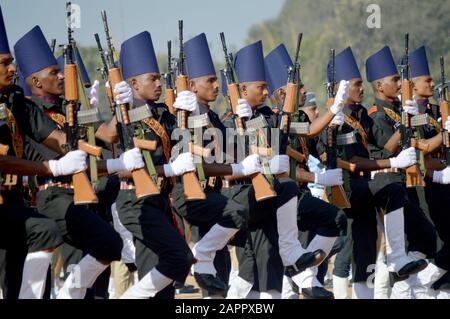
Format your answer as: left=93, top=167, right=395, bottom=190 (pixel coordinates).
left=208, top=177, right=216, bottom=188
left=200, top=179, right=207, bottom=189
left=3, top=174, right=17, bottom=186
left=156, top=177, right=164, bottom=190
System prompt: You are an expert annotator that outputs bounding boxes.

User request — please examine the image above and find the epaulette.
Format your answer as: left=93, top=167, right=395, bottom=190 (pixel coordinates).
left=367, top=105, right=378, bottom=116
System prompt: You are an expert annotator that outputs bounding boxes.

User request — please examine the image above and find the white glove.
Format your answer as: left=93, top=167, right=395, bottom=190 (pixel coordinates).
left=163, top=152, right=195, bottom=177
left=268, top=154, right=289, bottom=175
left=87, top=80, right=100, bottom=108
left=445, top=118, right=450, bottom=131
left=331, top=111, right=344, bottom=126
left=173, top=90, right=198, bottom=113
left=49, top=150, right=87, bottom=177
left=106, top=148, right=145, bottom=173
left=236, top=98, right=252, bottom=118
left=231, top=154, right=261, bottom=177
left=404, top=100, right=419, bottom=116
left=314, top=168, right=343, bottom=186
left=330, top=80, right=350, bottom=114
left=389, top=147, right=417, bottom=169
left=114, top=81, right=133, bottom=105
left=433, top=167, right=450, bottom=185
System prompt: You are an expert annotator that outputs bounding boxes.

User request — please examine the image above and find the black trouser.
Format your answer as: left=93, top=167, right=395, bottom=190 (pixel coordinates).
left=116, top=190, right=193, bottom=284
left=0, top=192, right=63, bottom=299
left=36, top=187, right=123, bottom=263
left=297, top=188, right=347, bottom=238
left=332, top=219, right=353, bottom=280
left=231, top=180, right=344, bottom=292
left=172, top=183, right=248, bottom=231
left=423, top=182, right=450, bottom=270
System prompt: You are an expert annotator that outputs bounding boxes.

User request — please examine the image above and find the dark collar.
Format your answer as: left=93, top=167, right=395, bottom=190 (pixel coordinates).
left=31, top=94, right=63, bottom=111
left=374, top=97, right=400, bottom=112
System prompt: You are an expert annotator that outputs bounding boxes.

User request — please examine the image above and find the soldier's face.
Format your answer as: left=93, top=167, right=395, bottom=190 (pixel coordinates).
left=273, top=87, right=285, bottom=105
left=0, top=53, right=16, bottom=89
left=241, top=81, right=268, bottom=108
left=379, top=74, right=401, bottom=99
left=347, top=78, right=364, bottom=104
left=298, top=83, right=307, bottom=107
left=31, top=65, right=64, bottom=96
left=190, top=75, right=219, bottom=104
left=132, top=73, right=162, bottom=102
left=413, top=75, right=435, bottom=98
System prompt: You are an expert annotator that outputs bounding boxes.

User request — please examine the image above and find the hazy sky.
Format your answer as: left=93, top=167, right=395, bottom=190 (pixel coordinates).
left=1, top=0, right=284, bottom=59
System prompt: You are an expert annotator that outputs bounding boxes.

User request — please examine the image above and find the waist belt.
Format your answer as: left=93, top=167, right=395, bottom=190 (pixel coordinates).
left=372, top=168, right=400, bottom=174
left=120, top=181, right=136, bottom=190
left=120, top=177, right=166, bottom=191
left=222, top=178, right=252, bottom=188
left=38, top=182, right=73, bottom=191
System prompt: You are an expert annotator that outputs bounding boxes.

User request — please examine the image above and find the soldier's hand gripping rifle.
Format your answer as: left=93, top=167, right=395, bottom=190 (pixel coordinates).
left=439, top=56, right=450, bottom=166
left=399, top=33, right=429, bottom=187
left=100, top=10, right=159, bottom=198
left=324, top=49, right=352, bottom=208
left=63, top=2, right=102, bottom=205
left=174, top=20, right=206, bottom=201
left=220, top=32, right=276, bottom=201
left=164, top=40, right=177, bottom=116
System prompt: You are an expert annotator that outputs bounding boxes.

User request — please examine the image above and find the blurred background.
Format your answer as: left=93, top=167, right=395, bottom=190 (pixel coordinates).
left=2, top=0, right=449, bottom=117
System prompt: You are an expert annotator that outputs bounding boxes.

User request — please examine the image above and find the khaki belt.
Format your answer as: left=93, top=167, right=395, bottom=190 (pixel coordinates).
left=38, top=182, right=73, bottom=191
left=372, top=168, right=400, bottom=174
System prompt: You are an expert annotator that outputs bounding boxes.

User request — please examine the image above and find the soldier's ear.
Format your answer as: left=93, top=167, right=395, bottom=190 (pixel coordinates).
left=130, top=78, right=139, bottom=91
left=240, top=83, right=247, bottom=96
left=189, top=79, right=197, bottom=93
left=375, top=80, right=383, bottom=93
left=31, top=76, right=42, bottom=89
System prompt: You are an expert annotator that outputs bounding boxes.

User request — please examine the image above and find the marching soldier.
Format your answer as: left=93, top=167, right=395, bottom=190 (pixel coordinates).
left=13, top=25, right=146, bottom=299
left=0, top=5, right=87, bottom=299
left=400, top=45, right=450, bottom=298
left=320, top=47, right=431, bottom=298
left=113, top=31, right=194, bottom=299
left=365, top=46, right=439, bottom=298
left=253, top=42, right=349, bottom=299
left=222, top=40, right=339, bottom=299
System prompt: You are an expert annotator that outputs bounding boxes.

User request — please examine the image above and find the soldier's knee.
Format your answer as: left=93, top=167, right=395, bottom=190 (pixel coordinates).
left=93, top=231, right=123, bottom=262
left=335, top=210, right=348, bottom=236
left=31, top=218, right=63, bottom=251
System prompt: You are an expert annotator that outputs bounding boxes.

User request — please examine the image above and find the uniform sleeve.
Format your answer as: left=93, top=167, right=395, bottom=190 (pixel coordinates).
left=19, top=98, right=58, bottom=143
left=369, top=112, right=397, bottom=150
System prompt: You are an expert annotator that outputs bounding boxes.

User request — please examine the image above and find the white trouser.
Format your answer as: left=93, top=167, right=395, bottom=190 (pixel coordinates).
left=120, top=268, right=172, bottom=299
left=281, top=275, right=299, bottom=299
left=193, top=224, right=238, bottom=275
left=352, top=282, right=374, bottom=299
left=19, top=251, right=53, bottom=299
left=57, top=254, right=108, bottom=299
left=246, top=290, right=281, bottom=299
left=276, top=197, right=305, bottom=266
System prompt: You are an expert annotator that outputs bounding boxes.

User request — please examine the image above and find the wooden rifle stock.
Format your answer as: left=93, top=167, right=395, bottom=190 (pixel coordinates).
left=402, top=79, right=425, bottom=187
left=64, top=62, right=98, bottom=205
left=165, top=88, right=176, bottom=115
left=0, top=144, right=8, bottom=156
left=325, top=97, right=351, bottom=208
left=176, top=75, right=206, bottom=201
left=108, top=68, right=159, bottom=198
left=228, top=84, right=276, bottom=201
